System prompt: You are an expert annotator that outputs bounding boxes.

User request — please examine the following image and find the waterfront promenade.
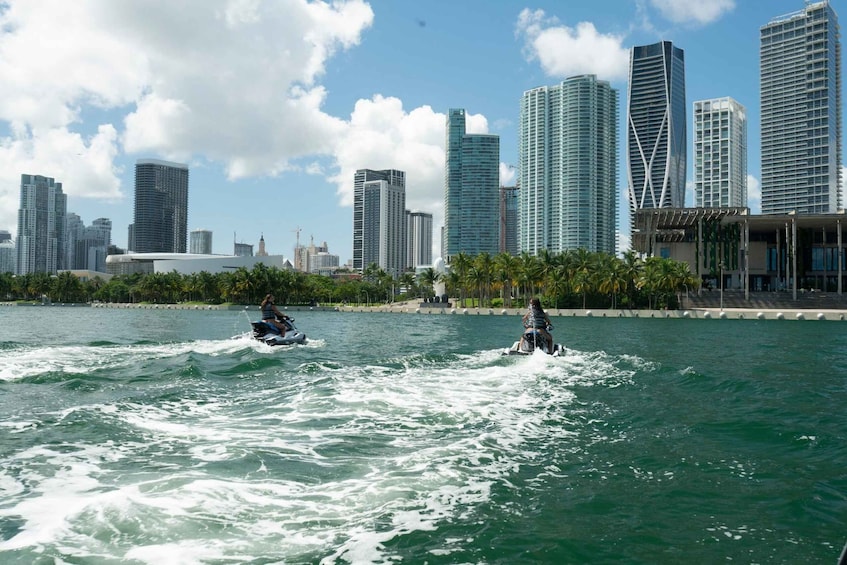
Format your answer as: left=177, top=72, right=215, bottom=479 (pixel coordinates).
left=5, top=290, right=847, bottom=320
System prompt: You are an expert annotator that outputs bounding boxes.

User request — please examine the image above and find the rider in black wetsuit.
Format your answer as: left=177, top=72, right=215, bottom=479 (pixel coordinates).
left=521, top=297, right=553, bottom=352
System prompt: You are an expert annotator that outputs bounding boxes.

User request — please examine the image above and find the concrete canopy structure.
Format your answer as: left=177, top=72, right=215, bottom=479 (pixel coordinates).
left=633, top=208, right=847, bottom=298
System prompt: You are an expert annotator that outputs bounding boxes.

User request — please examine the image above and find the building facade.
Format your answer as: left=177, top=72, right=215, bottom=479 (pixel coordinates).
left=16, top=174, right=67, bottom=275
left=760, top=1, right=842, bottom=214
left=627, top=41, right=687, bottom=215
left=190, top=229, right=213, bottom=254
left=0, top=239, right=15, bottom=274
left=499, top=186, right=519, bottom=256
left=130, top=159, right=189, bottom=253
left=443, top=108, right=500, bottom=260
left=694, top=97, right=748, bottom=208
left=362, top=178, right=406, bottom=278
left=406, top=210, right=433, bottom=269
left=519, top=75, right=619, bottom=255
left=66, top=214, right=111, bottom=272
left=353, top=169, right=405, bottom=270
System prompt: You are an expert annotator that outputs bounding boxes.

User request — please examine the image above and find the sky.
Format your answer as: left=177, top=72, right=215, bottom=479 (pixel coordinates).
left=0, top=0, right=843, bottom=264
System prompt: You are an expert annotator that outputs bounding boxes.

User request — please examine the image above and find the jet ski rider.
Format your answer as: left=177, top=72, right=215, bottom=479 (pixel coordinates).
left=260, top=293, right=291, bottom=333
left=521, top=297, right=554, bottom=352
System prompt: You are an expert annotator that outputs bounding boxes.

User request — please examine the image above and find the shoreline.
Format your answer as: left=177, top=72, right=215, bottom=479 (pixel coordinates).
left=4, top=300, right=846, bottom=321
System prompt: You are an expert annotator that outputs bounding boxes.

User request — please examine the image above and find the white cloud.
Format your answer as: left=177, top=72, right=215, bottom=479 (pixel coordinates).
left=649, top=0, right=735, bottom=25
left=747, top=174, right=761, bottom=214
left=500, top=163, right=517, bottom=187
left=0, top=0, right=373, bottom=237
left=516, top=9, right=629, bottom=82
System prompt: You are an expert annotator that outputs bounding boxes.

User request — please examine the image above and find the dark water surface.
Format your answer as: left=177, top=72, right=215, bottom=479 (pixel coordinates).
left=1, top=306, right=845, bottom=564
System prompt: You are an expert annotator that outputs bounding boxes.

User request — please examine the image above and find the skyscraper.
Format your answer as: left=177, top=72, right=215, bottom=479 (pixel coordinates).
left=0, top=239, right=15, bottom=274
left=362, top=177, right=406, bottom=277
left=499, top=186, right=519, bottom=255
left=190, top=229, right=213, bottom=254
left=353, top=169, right=405, bottom=271
left=130, top=159, right=189, bottom=253
left=406, top=210, right=433, bottom=269
left=627, top=41, right=687, bottom=215
left=694, top=97, right=748, bottom=208
left=66, top=214, right=112, bottom=272
left=443, top=108, right=500, bottom=260
left=520, top=75, right=619, bottom=255
left=760, top=1, right=842, bottom=214
left=16, top=174, right=67, bottom=274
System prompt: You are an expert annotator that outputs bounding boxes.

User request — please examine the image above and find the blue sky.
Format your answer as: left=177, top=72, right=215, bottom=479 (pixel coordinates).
left=0, top=0, right=841, bottom=263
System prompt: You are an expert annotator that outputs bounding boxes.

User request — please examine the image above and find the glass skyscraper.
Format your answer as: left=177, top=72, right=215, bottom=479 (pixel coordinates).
left=130, top=159, right=189, bottom=253
left=519, top=75, right=619, bottom=255
left=16, top=174, right=67, bottom=274
left=443, top=108, right=500, bottom=260
left=626, top=41, right=686, bottom=215
left=760, top=1, right=842, bottom=214
left=693, top=97, right=748, bottom=208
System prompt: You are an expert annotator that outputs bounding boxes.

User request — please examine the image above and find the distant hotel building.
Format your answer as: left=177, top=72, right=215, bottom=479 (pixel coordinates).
left=443, top=108, right=500, bottom=260
left=363, top=175, right=406, bottom=277
left=406, top=210, right=433, bottom=269
left=693, top=97, right=748, bottom=208
left=353, top=169, right=405, bottom=271
left=0, top=230, right=10, bottom=243
left=627, top=41, right=686, bottom=214
left=520, top=75, right=618, bottom=255
left=130, top=159, right=189, bottom=253
left=16, top=174, right=67, bottom=274
left=760, top=1, right=842, bottom=214
left=190, top=229, right=213, bottom=254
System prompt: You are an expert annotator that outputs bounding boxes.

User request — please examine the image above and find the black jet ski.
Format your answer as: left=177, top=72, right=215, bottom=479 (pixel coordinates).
left=251, top=315, right=307, bottom=346
left=504, top=326, right=562, bottom=356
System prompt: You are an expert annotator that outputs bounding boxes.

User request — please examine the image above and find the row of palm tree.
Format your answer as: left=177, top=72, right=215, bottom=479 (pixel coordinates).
left=438, top=249, right=699, bottom=310
left=0, top=249, right=699, bottom=310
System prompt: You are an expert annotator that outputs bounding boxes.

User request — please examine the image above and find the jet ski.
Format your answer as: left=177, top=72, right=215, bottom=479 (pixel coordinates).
left=504, top=326, right=562, bottom=356
left=251, top=314, right=307, bottom=346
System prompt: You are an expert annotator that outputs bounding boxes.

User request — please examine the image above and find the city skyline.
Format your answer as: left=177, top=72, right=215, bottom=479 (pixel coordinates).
left=0, top=1, right=844, bottom=264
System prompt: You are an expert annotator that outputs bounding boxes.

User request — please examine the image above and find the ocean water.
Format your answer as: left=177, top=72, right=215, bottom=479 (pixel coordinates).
left=0, top=306, right=846, bottom=564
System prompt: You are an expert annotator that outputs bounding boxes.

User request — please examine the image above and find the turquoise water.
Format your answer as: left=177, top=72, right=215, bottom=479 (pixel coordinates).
left=1, top=306, right=846, bottom=564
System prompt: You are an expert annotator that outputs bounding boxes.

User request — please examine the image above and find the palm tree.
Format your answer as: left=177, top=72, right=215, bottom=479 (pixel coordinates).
left=449, top=253, right=472, bottom=307
left=417, top=267, right=439, bottom=299
left=493, top=252, right=518, bottom=307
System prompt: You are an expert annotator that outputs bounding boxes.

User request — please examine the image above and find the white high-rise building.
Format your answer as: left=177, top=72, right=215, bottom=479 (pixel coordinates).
left=519, top=75, right=619, bottom=255
left=363, top=178, right=406, bottom=278
left=16, top=174, right=67, bottom=274
left=406, top=211, right=432, bottom=269
left=693, top=97, right=748, bottom=208
left=760, top=1, right=842, bottom=214
left=353, top=169, right=405, bottom=270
